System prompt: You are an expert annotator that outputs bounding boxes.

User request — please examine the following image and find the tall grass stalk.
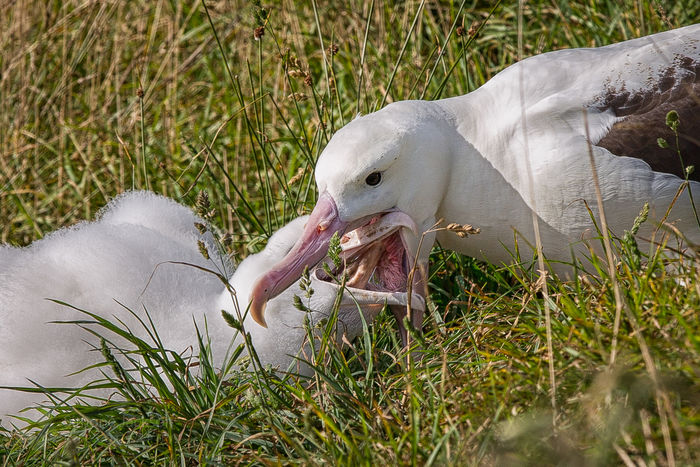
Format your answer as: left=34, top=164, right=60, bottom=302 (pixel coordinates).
left=517, top=0, right=557, bottom=426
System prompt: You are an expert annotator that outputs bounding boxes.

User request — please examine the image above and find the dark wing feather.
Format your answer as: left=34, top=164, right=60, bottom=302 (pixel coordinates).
left=595, top=56, right=700, bottom=181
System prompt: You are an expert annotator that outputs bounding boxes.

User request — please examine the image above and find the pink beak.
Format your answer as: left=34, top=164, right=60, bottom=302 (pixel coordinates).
left=249, top=192, right=349, bottom=327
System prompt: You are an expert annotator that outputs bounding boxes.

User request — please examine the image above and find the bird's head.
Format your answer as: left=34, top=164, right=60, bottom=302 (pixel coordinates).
left=249, top=101, right=453, bottom=327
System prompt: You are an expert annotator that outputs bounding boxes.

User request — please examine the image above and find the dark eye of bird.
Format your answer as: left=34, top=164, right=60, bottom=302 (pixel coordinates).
left=365, top=172, right=381, bottom=186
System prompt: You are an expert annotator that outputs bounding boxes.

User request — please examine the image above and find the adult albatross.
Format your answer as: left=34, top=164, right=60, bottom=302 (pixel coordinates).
left=249, top=24, right=700, bottom=328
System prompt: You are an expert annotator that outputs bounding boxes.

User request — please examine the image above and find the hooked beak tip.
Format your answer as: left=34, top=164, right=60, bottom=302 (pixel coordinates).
left=249, top=296, right=268, bottom=328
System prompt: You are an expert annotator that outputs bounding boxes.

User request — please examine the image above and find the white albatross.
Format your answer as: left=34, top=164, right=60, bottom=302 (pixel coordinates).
left=249, top=24, right=700, bottom=328
left=0, top=191, right=422, bottom=425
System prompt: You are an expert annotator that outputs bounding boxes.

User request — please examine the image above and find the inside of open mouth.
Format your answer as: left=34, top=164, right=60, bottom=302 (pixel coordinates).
left=315, top=222, right=411, bottom=294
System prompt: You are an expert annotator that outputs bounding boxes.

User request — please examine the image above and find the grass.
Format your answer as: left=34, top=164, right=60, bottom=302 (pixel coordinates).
left=1, top=0, right=699, bottom=464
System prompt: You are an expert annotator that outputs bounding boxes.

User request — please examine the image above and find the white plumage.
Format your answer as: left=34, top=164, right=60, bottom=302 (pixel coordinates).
left=0, top=191, right=396, bottom=425
left=0, top=192, right=228, bottom=423
left=249, top=25, right=700, bottom=325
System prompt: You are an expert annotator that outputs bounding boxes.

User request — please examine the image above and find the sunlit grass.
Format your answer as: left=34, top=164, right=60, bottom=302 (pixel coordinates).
left=1, top=0, right=698, bottom=464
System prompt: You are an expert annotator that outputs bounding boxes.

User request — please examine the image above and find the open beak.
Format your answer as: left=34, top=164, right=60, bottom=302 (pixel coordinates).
left=309, top=269, right=426, bottom=313
left=249, top=192, right=420, bottom=328
left=311, top=269, right=426, bottom=349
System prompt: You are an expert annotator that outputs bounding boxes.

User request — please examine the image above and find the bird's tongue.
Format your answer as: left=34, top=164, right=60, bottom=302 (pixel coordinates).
left=249, top=192, right=349, bottom=327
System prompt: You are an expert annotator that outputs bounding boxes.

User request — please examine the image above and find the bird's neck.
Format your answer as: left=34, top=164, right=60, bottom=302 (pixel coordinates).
left=437, top=89, right=507, bottom=159
left=431, top=93, right=542, bottom=262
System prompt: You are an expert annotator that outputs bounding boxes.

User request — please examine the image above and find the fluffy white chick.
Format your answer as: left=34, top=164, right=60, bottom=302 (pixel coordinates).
left=0, top=191, right=410, bottom=426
